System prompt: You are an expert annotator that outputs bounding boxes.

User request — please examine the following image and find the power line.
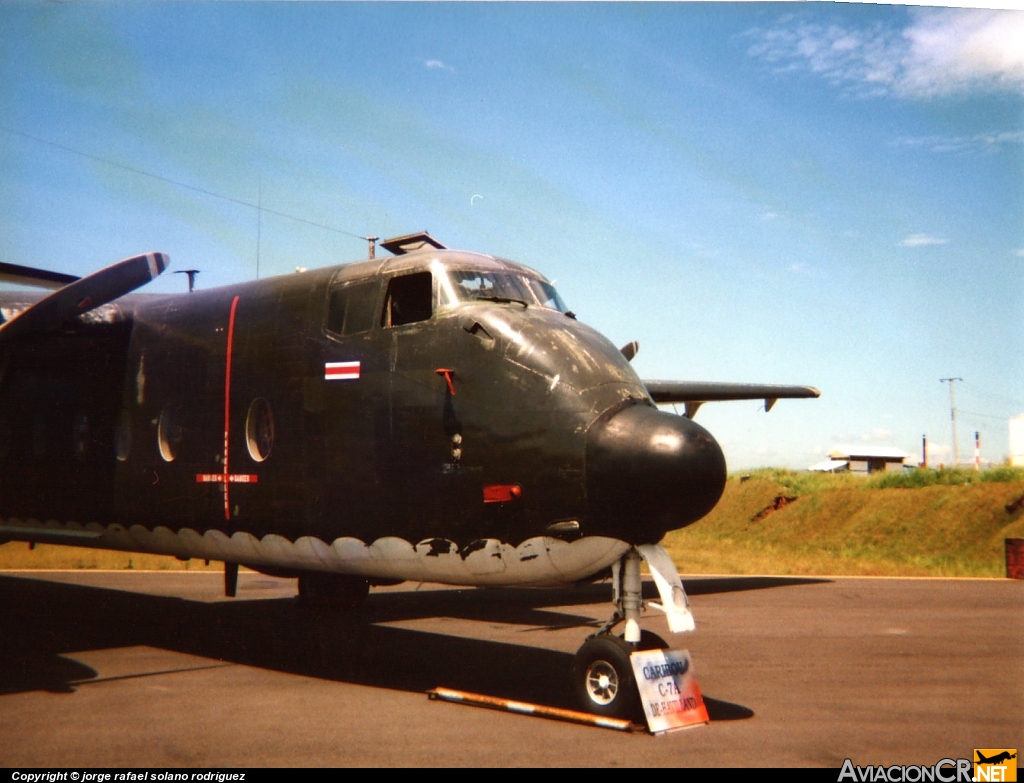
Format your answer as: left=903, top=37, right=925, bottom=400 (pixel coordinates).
left=1, top=125, right=370, bottom=242
left=960, top=381, right=1024, bottom=411
left=959, top=409, right=1014, bottom=422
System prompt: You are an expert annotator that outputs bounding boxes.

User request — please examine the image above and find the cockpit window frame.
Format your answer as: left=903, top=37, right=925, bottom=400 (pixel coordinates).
left=381, top=271, right=434, bottom=328
left=440, top=267, right=568, bottom=313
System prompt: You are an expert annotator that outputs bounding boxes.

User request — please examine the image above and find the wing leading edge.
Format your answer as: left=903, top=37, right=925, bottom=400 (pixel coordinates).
left=0, top=261, right=80, bottom=290
left=643, top=380, right=820, bottom=419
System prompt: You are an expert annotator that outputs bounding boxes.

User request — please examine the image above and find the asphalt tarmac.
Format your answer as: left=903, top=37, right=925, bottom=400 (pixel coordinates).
left=0, top=570, right=1020, bottom=767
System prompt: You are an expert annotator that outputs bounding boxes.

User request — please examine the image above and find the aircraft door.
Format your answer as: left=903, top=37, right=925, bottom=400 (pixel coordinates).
left=378, top=271, right=475, bottom=540
left=315, top=277, right=387, bottom=539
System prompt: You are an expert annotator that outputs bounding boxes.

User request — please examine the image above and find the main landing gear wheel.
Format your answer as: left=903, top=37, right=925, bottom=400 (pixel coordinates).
left=297, top=574, right=369, bottom=611
left=573, top=630, right=669, bottom=721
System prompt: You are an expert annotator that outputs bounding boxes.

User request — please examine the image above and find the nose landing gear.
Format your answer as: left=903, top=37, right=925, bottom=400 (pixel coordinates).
left=573, top=546, right=685, bottom=721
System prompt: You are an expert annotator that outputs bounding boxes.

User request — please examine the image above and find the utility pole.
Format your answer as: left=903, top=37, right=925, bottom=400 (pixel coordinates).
left=940, top=377, right=963, bottom=466
left=367, top=236, right=378, bottom=260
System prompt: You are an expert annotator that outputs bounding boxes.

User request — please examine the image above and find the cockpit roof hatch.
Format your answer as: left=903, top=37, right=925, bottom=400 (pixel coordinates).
left=380, top=232, right=447, bottom=256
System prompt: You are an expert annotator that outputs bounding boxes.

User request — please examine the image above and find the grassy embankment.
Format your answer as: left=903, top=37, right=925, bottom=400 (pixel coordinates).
left=661, top=466, right=1024, bottom=577
left=3, top=467, right=1024, bottom=576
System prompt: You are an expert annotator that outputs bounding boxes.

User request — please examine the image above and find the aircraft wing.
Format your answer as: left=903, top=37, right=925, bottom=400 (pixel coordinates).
left=644, top=380, right=820, bottom=418
left=0, top=261, right=80, bottom=290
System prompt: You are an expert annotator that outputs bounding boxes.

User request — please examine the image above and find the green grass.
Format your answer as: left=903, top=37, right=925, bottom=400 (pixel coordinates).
left=740, top=465, right=1024, bottom=492
left=867, top=465, right=1024, bottom=489
left=738, top=467, right=862, bottom=495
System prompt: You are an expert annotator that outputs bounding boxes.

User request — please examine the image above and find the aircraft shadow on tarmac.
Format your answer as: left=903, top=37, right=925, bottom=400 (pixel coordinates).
left=0, top=574, right=823, bottom=720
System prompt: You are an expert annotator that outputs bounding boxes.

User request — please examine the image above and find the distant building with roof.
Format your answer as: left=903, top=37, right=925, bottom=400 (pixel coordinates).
left=809, top=446, right=910, bottom=475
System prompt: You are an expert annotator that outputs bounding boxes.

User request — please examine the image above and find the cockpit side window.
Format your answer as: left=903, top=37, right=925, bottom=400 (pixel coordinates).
left=326, top=279, right=380, bottom=337
left=382, top=272, right=433, bottom=327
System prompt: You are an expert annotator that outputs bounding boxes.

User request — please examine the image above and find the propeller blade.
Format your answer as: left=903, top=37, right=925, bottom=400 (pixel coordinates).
left=0, top=251, right=169, bottom=343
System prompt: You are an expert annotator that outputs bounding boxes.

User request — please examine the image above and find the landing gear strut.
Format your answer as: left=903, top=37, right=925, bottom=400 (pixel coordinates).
left=573, top=547, right=669, bottom=720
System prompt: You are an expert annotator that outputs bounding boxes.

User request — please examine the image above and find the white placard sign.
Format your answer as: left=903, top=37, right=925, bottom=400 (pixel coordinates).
left=630, top=648, right=709, bottom=733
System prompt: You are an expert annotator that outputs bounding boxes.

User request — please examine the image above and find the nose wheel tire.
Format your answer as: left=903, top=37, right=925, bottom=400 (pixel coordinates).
left=573, top=630, right=671, bottom=720
left=574, top=635, right=641, bottom=720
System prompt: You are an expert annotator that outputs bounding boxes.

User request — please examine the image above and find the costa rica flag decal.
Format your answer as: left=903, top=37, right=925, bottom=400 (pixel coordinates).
left=325, top=360, right=361, bottom=381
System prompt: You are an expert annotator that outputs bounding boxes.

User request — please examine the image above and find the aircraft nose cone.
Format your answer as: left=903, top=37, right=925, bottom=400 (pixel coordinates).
left=584, top=403, right=727, bottom=544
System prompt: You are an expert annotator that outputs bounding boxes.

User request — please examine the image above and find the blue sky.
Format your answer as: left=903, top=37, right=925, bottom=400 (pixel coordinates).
left=1, top=2, right=1022, bottom=470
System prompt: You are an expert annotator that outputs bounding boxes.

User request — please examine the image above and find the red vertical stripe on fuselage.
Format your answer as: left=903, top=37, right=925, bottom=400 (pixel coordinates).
left=223, top=295, right=240, bottom=520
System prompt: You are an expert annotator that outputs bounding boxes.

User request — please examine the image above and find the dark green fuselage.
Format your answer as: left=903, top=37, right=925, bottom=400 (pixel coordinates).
left=0, top=249, right=727, bottom=584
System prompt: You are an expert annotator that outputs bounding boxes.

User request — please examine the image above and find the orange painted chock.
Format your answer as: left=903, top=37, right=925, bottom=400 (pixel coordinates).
left=427, top=688, right=641, bottom=732
left=1006, top=539, right=1024, bottom=580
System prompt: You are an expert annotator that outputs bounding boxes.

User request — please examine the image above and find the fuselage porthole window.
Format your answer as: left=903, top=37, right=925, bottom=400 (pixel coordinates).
left=115, top=410, right=131, bottom=462
left=31, top=415, right=47, bottom=459
left=73, top=414, right=90, bottom=460
left=246, top=398, right=275, bottom=462
left=157, top=405, right=183, bottom=462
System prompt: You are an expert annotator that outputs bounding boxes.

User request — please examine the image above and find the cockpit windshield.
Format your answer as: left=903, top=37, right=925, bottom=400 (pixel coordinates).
left=440, top=269, right=568, bottom=313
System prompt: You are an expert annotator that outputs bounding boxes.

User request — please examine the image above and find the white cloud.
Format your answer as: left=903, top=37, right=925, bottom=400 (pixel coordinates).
left=1014, top=248, right=1024, bottom=257
left=745, top=9, right=1024, bottom=99
left=423, top=59, right=453, bottom=72
left=745, top=21, right=901, bottom=98
left=900, top=10, right=1024, bottom=98
left=899, top=233, right=948, bottom=247
left=890, top=131, right=1024, bottom=155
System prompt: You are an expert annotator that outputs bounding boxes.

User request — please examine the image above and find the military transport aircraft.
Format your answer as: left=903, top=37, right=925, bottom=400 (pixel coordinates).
left=0, top=233, right=818, bottom=720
